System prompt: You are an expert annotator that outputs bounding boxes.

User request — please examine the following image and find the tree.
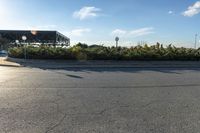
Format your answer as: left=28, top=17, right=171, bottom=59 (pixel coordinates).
left=76, top=42, right=88, bottom=48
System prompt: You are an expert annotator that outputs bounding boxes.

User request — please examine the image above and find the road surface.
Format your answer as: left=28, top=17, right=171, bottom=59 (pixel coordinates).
left=1, top=65, right=200, bottom=133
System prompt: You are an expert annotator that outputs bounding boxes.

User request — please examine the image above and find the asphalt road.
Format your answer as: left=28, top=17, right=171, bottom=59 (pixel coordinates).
left=1, top=66, right=200, bottom=133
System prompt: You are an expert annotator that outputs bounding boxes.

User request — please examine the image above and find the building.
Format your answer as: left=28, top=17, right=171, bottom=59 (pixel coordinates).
left=0, top=30, right=70, bottom=47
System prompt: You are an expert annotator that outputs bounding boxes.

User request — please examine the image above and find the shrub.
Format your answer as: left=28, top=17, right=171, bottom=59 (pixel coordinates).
left=8, top=43, right=200, bottom=61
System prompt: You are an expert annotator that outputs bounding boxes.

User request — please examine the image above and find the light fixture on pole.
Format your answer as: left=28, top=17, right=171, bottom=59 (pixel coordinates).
left=115, top=37, right=119, bottom=48
left=15, top=40, right=19, bottom=46
left=22, top=35, right=27, bottom=60
left=15, top=40, right=19, bottom=43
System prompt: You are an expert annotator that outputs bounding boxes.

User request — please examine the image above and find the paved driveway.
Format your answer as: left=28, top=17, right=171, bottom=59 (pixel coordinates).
left=1, top=66, right=200, bottom=133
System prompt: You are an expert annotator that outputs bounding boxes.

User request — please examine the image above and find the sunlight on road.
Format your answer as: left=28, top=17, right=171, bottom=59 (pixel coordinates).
left=0, top=66, right=8, bottom=72
left=0, top=66, right=18, bottom=85
left=0, top=57, right=9, bottom=65
left=0, top=57, right=5, bottom=63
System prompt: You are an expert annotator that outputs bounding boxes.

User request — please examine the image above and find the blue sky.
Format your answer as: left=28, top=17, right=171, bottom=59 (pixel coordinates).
left=0, top=0, right=200, bottom=47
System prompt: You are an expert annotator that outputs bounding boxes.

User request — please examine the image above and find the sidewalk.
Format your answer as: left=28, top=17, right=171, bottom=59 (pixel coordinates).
left=0, top=57, right=21, bottom=67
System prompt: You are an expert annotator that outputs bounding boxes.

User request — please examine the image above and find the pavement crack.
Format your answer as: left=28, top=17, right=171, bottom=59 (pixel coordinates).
left=45, top=92, right=67, bottom=133
left=45, top=113, right=67, bottom=133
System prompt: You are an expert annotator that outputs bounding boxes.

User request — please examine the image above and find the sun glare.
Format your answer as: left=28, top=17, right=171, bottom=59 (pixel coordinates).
left=0, top=1, right=8, bottom=17
left=0, top=0, right=12, bottom=18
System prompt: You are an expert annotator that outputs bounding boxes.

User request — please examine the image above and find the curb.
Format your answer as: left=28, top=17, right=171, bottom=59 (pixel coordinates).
left=6, top=57, right=26, bottom=63
left=5, top=57, right=200, bottom=69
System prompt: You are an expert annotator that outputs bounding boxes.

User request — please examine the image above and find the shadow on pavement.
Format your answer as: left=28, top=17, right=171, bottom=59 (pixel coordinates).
left=56, top=67, right=200, bottom=74
left=66, top=74, right=83, bottom=79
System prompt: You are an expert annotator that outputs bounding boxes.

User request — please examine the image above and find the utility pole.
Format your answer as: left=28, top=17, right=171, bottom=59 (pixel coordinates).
left=195, top=34, right=198, bottom=49
left=22, top=35, right=27, bottom=60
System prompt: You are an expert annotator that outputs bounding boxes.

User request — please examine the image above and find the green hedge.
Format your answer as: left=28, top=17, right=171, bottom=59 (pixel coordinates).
left=8, top=43, right=200, bottom=60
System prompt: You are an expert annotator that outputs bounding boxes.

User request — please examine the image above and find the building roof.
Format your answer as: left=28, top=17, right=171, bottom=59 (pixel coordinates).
left=0, top=30, right=70, bottom=45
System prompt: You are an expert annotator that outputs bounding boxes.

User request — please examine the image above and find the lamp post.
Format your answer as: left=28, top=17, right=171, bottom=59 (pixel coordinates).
left=115, top=37, right=119, bottom=48
left=22, top=35, right=27, bottom=60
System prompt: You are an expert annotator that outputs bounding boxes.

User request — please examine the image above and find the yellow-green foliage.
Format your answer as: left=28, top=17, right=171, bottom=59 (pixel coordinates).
left=8, top=43, right=200, bottom=60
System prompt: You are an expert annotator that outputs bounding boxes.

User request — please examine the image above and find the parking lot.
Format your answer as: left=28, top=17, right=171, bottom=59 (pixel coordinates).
left=1, top=64, right=200, bottom=133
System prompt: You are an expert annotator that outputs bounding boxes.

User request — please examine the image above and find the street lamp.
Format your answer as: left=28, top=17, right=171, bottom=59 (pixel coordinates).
left=15, top=40, right=19, bottom=47
left=115, top=37, right=119, bottom=48
left=15, top=40, right=19, bottom=43
left=22, top=35, right=27, bottom=60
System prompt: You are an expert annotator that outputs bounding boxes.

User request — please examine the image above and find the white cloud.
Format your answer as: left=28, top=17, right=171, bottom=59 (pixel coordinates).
left=183, top=1, right=200, bottom=17
left=111, top=27, right=154, bottom=37
left=67, top=28, right=91, bottom=36
left=111, top=29, right=127, bottom=35
left=130, top=27, right=154, bottom=37
left=73, top=6, right=101, bottom=20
